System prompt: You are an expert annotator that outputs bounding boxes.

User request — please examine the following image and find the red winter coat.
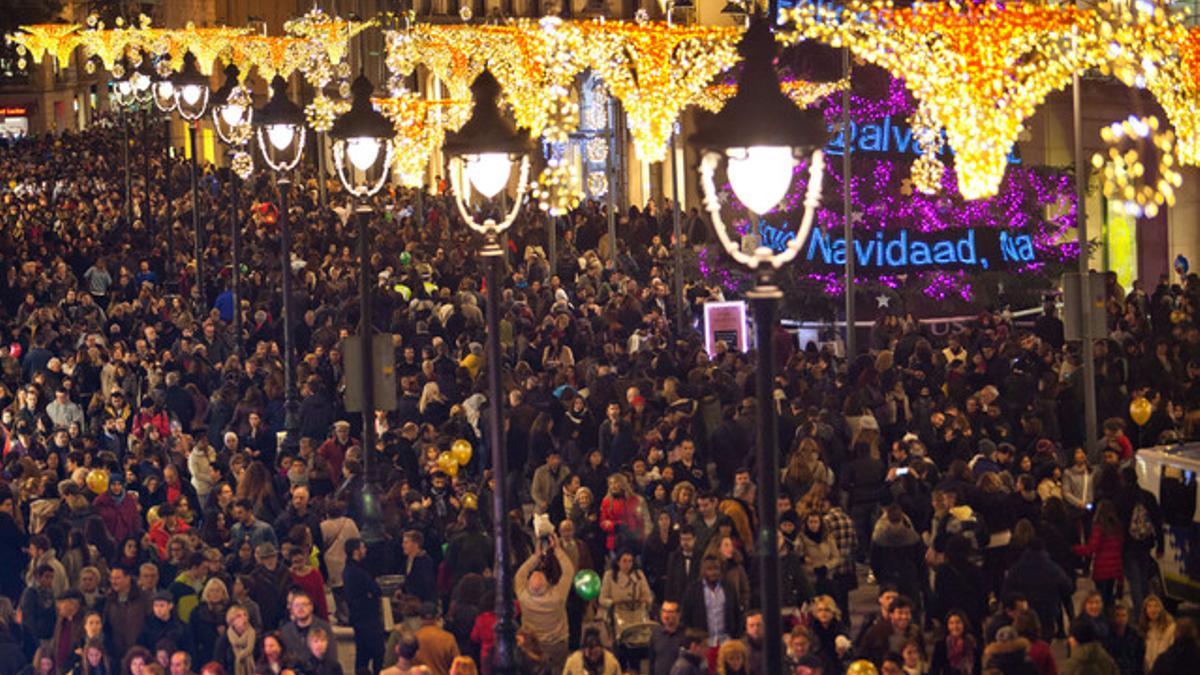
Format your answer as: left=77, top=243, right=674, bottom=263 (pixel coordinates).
left=93, top=490, right=143, bottom=544
left=1073, top=526, right=1124, bottom=581
left=600, top=494, right=644, bottom=552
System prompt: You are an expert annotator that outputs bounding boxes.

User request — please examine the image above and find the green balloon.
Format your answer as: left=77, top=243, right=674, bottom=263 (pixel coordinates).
left=573, top=569, right=601, bottom=601
left=399, top=251, right=412, bottom=266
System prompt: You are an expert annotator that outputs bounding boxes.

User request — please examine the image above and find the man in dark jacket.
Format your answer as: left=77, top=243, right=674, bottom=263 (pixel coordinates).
left=344, top=539, right=384, bottom=675
left=246, top=543, right=290, bottom=630
left=664, top=526, right=700, bottom=602
left=401, top=529, right=438, bottom=604
left=1001, top=539, right=1073, bottom=640
left=649, top=601, right=686, bottom=675
left=104, top=565, right=151, bottom=659
left=669, top=629, right=709, bottom=675
left=681, top=557, right=741, bottom=644
left=273, top=485, right=323, bottom=553
left=138, top=590, right=189, bottom=653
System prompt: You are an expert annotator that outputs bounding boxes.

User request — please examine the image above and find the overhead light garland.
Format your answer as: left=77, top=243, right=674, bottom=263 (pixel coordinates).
left=384, top=20, right=741, bottom=164
left=694, top=77, right=849, bottom=114
left=8, top=23, right=82, bottom=68
left=372, top=93, right=470, bottom=186
left=785, top=0, right=1089, bottom=200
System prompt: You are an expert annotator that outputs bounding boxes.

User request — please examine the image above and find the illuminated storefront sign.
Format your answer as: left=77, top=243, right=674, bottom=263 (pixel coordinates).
left=750, top=221, right=1038, bottom=270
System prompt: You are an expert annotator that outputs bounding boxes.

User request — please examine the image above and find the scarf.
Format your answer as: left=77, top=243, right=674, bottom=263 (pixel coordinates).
left=946, top=634, right=973, bottom=674
left=227, top=624, right=257, bottom=675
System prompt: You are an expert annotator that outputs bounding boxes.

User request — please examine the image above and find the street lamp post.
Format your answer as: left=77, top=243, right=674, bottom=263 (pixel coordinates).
left=690, top=16, right=828, bottom=674
left=442, top=70, right=532, bottom=675
left=212, top=64, right=252, bottom=358
left=330, top=72, right=397, bottom=541
left=172, top=52, right=211, bottom=311
left=111, top=61, right=135, bottom=226
left=152, top=68, right=177, bottom=288
left=255, top=75, right=307, bottom=454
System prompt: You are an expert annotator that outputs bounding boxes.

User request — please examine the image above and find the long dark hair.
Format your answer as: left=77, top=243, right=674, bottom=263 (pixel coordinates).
left=1093, top=500, right=1121, bottom=536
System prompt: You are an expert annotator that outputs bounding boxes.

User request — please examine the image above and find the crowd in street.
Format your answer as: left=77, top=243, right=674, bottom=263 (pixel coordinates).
left=1, top=117, right=1200, bottom=675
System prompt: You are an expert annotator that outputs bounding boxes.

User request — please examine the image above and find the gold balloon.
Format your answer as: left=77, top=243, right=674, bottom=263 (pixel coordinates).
left=462, top=492, right=478, bottom=510
left=451, top=439, right=472, bottom=466
left=846, top=661, right=879, bottom=675
left=1130, top=397, right=1152, bottom=427
left=86, top=469, right=109, bottom=495
left=436, top=451, right=458, bottom=478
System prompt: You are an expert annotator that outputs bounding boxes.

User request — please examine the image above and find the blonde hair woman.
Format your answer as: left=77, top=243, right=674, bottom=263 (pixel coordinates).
left=190, top=578, right=232, bottom=666
left=716, top=639, right=750, bottom=675
left=1140, top=595, right=1176, bottom=672
left=214, top=604, right=256, bottom=675
left=449, top=656, right=479, bottom=675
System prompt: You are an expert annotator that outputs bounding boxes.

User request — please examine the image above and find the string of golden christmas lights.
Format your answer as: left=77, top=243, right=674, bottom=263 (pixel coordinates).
left=785, top=0, right=1090, bottom=200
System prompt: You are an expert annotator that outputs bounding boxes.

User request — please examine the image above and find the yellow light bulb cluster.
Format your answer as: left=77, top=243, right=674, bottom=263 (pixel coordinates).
left=1092, top=115, right=1181, bottom=219
left=384, top=20, right=741, bottom=164
left=532, top=159, right=583, bottom=216
left=694, top=78, right=850, bottom=114
left=785, top=0, right=1089, bottom=200
left=305, top=94, right=350, bottom=134
left=372, top=94, right=470, bottom=187
left=910, top=100, right=945, bottom=195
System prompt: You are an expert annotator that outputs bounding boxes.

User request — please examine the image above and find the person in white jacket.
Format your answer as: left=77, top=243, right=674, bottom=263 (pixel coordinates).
left=563, top=627, right=622, bottom=675
left=188, top=438, right=216, bottom=503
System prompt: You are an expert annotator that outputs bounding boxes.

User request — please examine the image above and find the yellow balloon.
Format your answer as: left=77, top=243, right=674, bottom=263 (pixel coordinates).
left=846, top=661, right=879, bottom=675
left=443, top=461, right=458, bottom=478
left=1130, top=397, right=1152, bottom=427
left=451, top=439, right=473, bottom=466
left=462, top=493, right=478, bottom=510
left=437, top=451, right=457, bottom=475
left=86, top=469, right=109, bottom=495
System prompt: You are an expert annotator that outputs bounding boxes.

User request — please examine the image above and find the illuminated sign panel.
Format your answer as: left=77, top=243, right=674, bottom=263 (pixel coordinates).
left=754, top=222, right=1039, bottom=271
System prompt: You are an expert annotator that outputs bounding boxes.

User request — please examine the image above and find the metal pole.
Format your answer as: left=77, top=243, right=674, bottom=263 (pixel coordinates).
left=672, top=132, right=685, bottom=336
left=164, top=116, right=175, bottom=289
left=123, top=110, right=132, bottom=225
left=749, top=276, right=783, bottom=675
left=229, top=165, right=242, bottom=358
left=482, top=235, right=516, bottom=675
left=607, top=101, right=618, bottom=264
left=547, top=212, right=557, bottom=279
left=842, top=48, right=856, bottom=359
left=141, top=108, right=150, bottom=228
left=280, top=179, right=300, bottom=453
left=317, top=131, right=328, bottom=212
left=1073, top=70, right=1098, bottom=453
left=188, top=122, right=204, bottom=312
left=357, top=202, right=377, bottom=468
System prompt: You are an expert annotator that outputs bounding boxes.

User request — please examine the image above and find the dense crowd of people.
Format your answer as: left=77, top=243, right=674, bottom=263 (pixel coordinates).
left=1, top=115, right=1199, bottom=675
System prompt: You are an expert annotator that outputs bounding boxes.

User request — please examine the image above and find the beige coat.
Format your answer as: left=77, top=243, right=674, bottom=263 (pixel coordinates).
left=599, top=568, right=653, bottom=630
left=320, top=516, right=360, bottom=588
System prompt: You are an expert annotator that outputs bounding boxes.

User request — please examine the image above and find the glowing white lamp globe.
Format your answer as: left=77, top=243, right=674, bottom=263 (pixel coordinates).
left=266, top=125, right=295, bottom=152
left=726, top=146, right=796, bottom=215
left=346, top=137, right=382, bottom=172
left=466, top=153, right=513, bottom=199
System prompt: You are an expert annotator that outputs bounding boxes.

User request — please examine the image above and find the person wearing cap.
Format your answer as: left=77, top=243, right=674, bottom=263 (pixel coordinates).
left=50, top=588, right=84, bottom=670
left=317, top=422, right=357, bottom=493
left=139, top=590, right=189, bottom=655
left=246, top=542, right=289, bottom=631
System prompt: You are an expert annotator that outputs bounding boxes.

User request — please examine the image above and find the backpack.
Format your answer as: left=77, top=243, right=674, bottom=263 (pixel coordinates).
left=1129, top=501, right=1155, bottom=541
